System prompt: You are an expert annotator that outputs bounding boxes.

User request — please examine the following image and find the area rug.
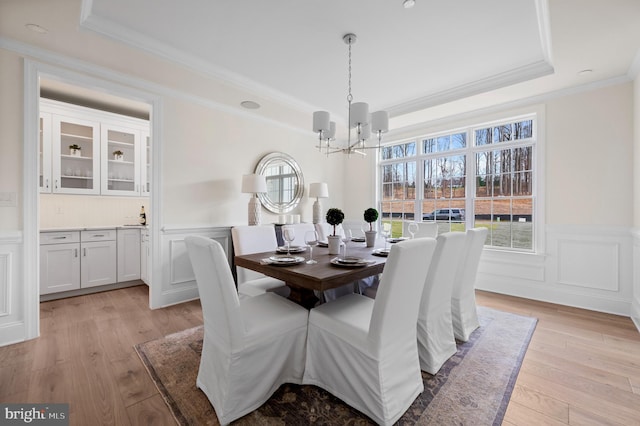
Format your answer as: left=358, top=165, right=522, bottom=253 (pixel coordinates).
left=134, top=307, right=536, bottom=425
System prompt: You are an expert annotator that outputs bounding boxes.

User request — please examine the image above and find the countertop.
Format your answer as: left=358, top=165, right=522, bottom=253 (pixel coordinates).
left=40, top=225, right=148, bottom=233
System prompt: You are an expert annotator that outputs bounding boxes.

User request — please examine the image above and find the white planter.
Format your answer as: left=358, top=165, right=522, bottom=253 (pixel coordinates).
left=327, top=235, right=341, bottom=255
left=365, top=230, right=377, bottom=247
left=70, top=148, right=81, bottom=157
left=113, top=154, right=124, bottom=161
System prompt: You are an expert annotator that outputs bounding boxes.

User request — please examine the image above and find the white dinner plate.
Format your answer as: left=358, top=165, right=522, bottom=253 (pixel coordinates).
left=276, top=245, right=306, bottom=253
left=372, top=248, right=390, bottom=257
left=330, top=257, right=371, bottom=267
left=387, top=237, right=409, bottom=243
left=268, top=255, right=305, bottom=266
left=351, top=237, right=366, bottom=243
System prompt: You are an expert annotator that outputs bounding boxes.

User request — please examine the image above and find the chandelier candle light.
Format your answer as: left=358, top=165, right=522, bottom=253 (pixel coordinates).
left=309, top=182, right=329, bottom=224
left=313, top=33, right=389, bottom=156
left=241, top=174, right=267, bottom=226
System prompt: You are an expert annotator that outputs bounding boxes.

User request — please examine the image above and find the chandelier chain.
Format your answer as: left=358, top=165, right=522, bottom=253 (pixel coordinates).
left=347, top=39, right=353, bottom=103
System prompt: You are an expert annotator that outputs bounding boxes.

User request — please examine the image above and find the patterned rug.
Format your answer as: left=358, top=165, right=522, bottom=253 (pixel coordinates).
left=134, top=307, right=536, bottom=425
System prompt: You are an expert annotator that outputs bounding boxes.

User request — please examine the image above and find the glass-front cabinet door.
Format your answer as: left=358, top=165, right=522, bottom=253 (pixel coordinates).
left=51, top=115, right=101, bottom=194
left=101, top=124, right=141, bottom=196
left=141, top=131, right=150, bottom=195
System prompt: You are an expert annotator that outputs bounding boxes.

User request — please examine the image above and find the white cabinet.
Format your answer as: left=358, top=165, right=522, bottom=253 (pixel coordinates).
left=40, top=99, right=149, bottom=196
left=102, top=124, right=144, bottom=196
left=40, top=231, right=81, bottom=294
left=81, top=230, right=117, bottom=288
left=117, top=228, right=141, bottom=282
left=40, top=229, right=117, bottom=295
left=140, top=228, right=149, bottom=285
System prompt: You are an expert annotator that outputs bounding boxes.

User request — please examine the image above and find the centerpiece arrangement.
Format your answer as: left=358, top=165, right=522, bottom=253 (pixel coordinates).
left=325, top=207, right=344, bottom=255
left=363, top=207, right=379, bottom=247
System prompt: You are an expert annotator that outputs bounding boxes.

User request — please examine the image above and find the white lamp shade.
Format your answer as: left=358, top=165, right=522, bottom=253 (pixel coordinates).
left=371, top=110, right=389, bottom=133
left=326, top=121, right=336, bottom=140
left=241, top=174, right=267, bottom=194
left=313, top=111, right=331, bottom=133
left=309, top=182, right=329, bottom=198
left=350, top=102, right=369, bottom=128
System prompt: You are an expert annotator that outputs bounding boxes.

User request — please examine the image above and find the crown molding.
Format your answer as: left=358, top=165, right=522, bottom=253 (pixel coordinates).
left=0, top=36, right=311, bottom=138
left=386, top=59, right=554, bottom=118
left=78, top=3, right=319, bottom=116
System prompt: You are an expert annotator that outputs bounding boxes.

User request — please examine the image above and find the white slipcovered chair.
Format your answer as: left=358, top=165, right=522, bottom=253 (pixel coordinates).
left=451, top=227, right=488, bottom=341
left=184, top=236, right=308, bottom=425
left=403, top=221, right=438, bottom=239
left=314, top=222, right=344, bottom=241
left=231, top=225, right=289, bottom=298
left=417, top=231, right=466, bottom=374
left=303, top=238, right=438, bottom=425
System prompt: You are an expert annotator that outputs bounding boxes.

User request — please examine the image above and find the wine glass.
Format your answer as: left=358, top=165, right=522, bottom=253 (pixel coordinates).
left=380, top=222, right=391, bottom=250
left=304, top=230, right=318, bottom=264
left=283, top=226, right=295, bottom=256
left=342, top=229, right=352, bottom=259
left=408, top=222, right=419, bottom=239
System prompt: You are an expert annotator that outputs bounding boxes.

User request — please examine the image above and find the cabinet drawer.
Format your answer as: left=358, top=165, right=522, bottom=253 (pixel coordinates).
left=81, top=229, right=116, bottom=242
left=40, top=231, right=80, bottom=245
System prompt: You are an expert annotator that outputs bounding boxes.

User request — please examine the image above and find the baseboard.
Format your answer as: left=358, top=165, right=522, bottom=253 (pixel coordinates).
left=476, top=276, right=631, bottom=317
left=631, top=296, right=640, bottom=333
left=0, top=321, right=26, bottom=347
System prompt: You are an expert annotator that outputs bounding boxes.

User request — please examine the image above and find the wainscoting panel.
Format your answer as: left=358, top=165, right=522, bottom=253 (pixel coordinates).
left=0, top=232, right=25, bottom=347
left=0, top=252, right=11, bottom=317
left=476, top=225, right=633, bottom=317
left=158, top=225, right=231, bottom=308
left=557, top=239, right=619, bottom=291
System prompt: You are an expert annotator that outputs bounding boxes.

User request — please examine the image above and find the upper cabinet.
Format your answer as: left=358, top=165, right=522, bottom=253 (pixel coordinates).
left=40, top=99, right=150, bottom=197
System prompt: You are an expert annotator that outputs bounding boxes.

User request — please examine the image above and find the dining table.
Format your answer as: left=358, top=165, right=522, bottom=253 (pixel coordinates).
left=234, top=242, right=390, bottom=309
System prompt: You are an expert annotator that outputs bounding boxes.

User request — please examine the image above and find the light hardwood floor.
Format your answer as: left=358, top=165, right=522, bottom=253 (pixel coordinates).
left=1, top=285, right=639, bottom=425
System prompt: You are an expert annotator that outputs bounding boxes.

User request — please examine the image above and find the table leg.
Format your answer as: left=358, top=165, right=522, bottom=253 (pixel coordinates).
left=287, top=284, right=319, bottom=310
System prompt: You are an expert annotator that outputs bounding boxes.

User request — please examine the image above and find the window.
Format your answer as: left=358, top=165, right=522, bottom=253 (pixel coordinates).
left=378, top=115, right=536, bottom=251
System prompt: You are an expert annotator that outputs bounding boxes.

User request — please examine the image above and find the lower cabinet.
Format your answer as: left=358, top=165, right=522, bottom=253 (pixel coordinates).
left=140, top=228, right=149, bottom=285
left=40, top=232, right=81, bottom=294
left=80, top=230, right=117, bottom=288
left=41, top=228, right=119, bottom=295
left=117, top=228, right=141, bottom=282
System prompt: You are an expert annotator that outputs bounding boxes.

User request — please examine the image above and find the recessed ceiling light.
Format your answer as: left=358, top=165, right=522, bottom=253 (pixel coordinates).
left=240, top=100, right=260, bottom=109
left=577, top=69, right=593, bottom=76
left=403, top=0, right=416, bottom=8
left=25, top=23, right=48, bottom=34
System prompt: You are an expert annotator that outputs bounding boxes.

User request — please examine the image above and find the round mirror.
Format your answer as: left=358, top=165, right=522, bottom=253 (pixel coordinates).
left=255, top=152, right=304, bottom=214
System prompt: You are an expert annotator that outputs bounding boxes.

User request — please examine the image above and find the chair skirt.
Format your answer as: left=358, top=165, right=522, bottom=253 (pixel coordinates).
left=303, top=296, right=423, bottom=426
left=451, top=293, right=480, bottom=342
left=417, top=304, right=457, bottom=375
left=196, top=297, right=307, bottom=424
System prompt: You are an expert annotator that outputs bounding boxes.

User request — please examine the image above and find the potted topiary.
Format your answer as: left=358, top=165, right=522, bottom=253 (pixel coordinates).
left=363, top=207, right=379, bottom=247
left=325, top=207, right=345, bottom=255
left=113, top=150, right=124, bottom=161
left=69, top=144, right=81, bottom=157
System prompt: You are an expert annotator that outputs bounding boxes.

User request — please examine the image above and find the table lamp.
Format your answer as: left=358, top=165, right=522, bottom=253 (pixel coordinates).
left=241, top=174, right=267, bottom=226
left=309, top=182, right=329, bottom=224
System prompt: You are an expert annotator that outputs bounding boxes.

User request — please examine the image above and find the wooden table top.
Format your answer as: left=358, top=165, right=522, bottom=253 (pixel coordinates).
left=234, top=244, right=387, bottom=292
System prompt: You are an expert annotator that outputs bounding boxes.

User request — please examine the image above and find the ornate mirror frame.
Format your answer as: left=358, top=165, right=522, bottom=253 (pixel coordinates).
left=255, top=152, right=304, bottom=214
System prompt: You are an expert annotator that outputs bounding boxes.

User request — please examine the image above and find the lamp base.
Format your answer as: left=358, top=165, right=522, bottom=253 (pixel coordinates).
left=248, top=197, right=261, bottom=226
left=313, top=199, right=322, bottom=224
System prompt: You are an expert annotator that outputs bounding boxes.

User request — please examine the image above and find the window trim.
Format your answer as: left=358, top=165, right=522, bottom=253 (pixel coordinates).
left=377, top=106, right=545, bottom=254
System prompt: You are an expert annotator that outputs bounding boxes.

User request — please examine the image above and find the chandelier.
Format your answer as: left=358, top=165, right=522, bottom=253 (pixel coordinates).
left=312, top=33, right=389, bottom=156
